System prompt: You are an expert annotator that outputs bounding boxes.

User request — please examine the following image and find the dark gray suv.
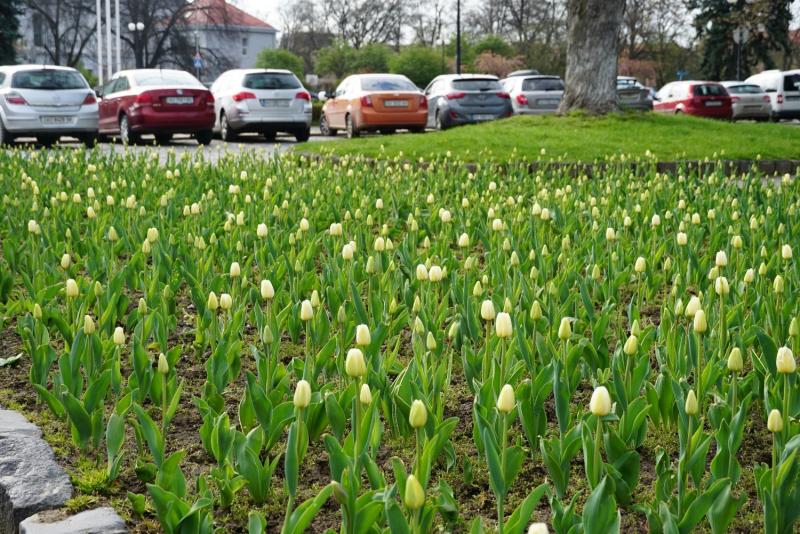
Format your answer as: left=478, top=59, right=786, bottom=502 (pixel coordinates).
left=423, top=74, right=513, bottom=130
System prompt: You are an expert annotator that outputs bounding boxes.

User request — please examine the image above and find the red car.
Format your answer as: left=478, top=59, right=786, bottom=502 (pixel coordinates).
left=653, top=81, right=732, bottom=119
left=97, top=69, right=215, bottom=145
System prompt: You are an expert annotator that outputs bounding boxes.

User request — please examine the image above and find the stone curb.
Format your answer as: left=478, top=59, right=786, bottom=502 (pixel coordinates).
left=19, top=507, right=126, bottom=534
left=295, top=151, right=800, bottom=178
left=0, top=409, right=126, bottom=534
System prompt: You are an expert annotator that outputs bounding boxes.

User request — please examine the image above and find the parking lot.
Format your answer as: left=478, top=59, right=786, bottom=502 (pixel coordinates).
left=10, top=127, right=333, bottom=161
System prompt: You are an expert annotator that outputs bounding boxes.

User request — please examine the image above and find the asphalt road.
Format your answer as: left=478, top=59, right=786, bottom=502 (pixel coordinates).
left=12, top=127, right=333, bottom=162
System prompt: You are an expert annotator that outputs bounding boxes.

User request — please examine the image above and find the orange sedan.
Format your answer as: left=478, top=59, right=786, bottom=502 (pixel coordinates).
left=319, top=74, right=427, bottom=138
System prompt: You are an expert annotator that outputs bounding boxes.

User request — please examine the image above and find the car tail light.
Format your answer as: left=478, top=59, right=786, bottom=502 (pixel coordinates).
left=496, top=91, right=510, bottom=99
left=205, top=92, right=215, bottom=108
left=5, top=92, right=27, bottom=105
left=446, top=92, right=465, bottom=100
left=360, top=95, right=373, bottom=107
left=449, top=110, right=457, bottom=119
left=82, top=93, right=97, bottom=105
left=763, top=95, right=771, bottom=102
left=419, top=95, right=428, bottom=109
left=516, top=94, right=529, bottom=105
left=730, top=96, right=740, bottom=103
left=232, top=91, right=256, bottom=102
left=777, top=94, right=784, bottom=104
left=135, top=91, right=154, bottom=106
left=295, top=91, right=311, bottom=101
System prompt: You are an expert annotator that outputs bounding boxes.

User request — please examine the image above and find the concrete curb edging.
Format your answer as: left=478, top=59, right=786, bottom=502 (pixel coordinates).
left=0, top=409, right=126, bottom=534
left=295, top=151, right=800, bottom=178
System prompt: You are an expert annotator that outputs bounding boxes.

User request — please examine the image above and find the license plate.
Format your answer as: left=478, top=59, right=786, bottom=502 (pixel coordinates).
left=41, top=116, right=74, bottom=125
left=165, top=96, right=193, bottom=105
left=538, top=99, right=559, bottom=106
left=384, top=100, right=408, bottom=108
left=473, top=114, right=495, bottom=120
left=260, top=99, right=290, bottom=108
left=705, top=100, right=722, bottom=107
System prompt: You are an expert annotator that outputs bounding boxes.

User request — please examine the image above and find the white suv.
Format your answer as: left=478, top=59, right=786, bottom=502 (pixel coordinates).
left=745, top=69, right=800, bottom=121
left=210, top=69, right=312, bottom=142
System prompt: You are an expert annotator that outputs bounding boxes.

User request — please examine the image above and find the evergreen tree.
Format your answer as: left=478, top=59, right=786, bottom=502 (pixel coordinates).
left=689, top=0, right=792, bottom=80
left=0, top=0, right=20, bottom=64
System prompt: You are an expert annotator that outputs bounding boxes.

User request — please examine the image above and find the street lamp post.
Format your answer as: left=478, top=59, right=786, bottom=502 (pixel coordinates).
left=128, top=22, right=145, bottom=69
left=455, top=0, right=461, bottom=74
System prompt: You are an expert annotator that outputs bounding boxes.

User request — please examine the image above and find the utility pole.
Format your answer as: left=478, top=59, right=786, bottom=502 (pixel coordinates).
left=455, top=0, right=461, bottom=74
left=115, top=0, right=121, bottom=73
left=105, top=0, right=112, bottom=79
left=95, top=0, right=103, bottom=85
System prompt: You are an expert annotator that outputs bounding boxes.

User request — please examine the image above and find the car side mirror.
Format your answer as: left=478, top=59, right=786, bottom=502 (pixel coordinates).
left=653, top=95, right=660, bottom=101
left=318, top=91, right=327, bottom=101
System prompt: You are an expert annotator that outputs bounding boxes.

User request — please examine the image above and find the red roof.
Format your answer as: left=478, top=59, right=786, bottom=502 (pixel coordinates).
left=183, top=0, right=275, bottom=30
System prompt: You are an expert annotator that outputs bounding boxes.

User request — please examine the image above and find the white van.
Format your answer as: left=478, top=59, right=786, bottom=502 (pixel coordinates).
left=744, top=69, right=800, bottom=120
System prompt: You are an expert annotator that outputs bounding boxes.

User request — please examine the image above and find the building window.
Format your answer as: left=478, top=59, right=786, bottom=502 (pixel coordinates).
left=32, top=13, right=44, bottom=47
left=242, top=36, right=248, bottom=56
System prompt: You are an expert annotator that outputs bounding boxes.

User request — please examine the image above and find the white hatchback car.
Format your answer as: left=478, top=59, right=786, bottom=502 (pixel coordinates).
left=0, top=64, right=98, bottom=146
left=210, top=69, right=312, bottom=142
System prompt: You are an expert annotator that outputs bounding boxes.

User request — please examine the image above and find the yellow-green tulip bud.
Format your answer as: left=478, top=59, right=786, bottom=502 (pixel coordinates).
left=359, top=383, right=372, bottom=405
left=113, top=327, right=125, bottom=346
left=220, top=293, right=232, bottom=311
left=300, top=299, right=313, bottom=321
left=530, top=301, right=542, bottom=321
left=685, top=296, right=701, bottom=318
left=66, top=278, right=79, bottom=298
left=404, top=474, right=425, bottom=511
left=589, top=386, right=611, bottom=416
left=776, top=346, right=796, bottom=374
left=558, top=317, right=572, bottom=340
left=767, top=409, right=783, bottom=433
left=83, top=315, right=95, bottom=335
left=685, top=389, right=698, bottom=416
left=623, top=335, right=638, bottom=356
left=727, top=347, right=743, bottom=372
left=345, top=348, right=366, bottom=378
left=426, top=331, right=437, bottom=350
left=157, top=353, right=169, bottom=375
left=207, top=291, right=219, bottom=311
left=495, top=312, right=512, bottom=338
left=409, top=399, right=427, bottom=428
left=480, top=300, right=496, bottom=321
left=356, top=324, right=371, bottom=346
left=496, top=384, right=516, bottom=413
left=293, top=380, right=311, bottom=408
left=693, top=309, right=707, bottom=333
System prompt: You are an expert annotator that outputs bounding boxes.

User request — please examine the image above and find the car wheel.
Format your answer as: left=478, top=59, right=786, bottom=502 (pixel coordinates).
left=409, top=127, right=425, bottom=134
left=119, top=115, right=140, bottom=145
left=220, top=112, right=237, bottom=142
left=319, top=114, right=337, bottom=137
left=345, top=114, right=359, bottom=138
left=154, top=133, right=172, bottom=145
left=435, top=110, right=448, bottom=131
left=295, top=128, right=311, bottom=142
left=195, top=130, right=213, bottom=145
left=0, top=118, right=10, bottom=146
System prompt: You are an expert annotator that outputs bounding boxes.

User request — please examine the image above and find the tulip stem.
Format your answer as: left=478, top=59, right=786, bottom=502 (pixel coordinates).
left=415, top=427, right=422, bottom=479
left=771, top=431, right=777, bottom=496
left=161, top=373, right=168, bottom=431
left=679, top=414, right=694, bottom=518
left=593, top=416, right=603, bottom=488
left=783, top=375, right=791, bottom=446
left=695, top=333, right=703, bottom=415
left=353, top=379, right=361, bottom=480
left=497, top=413, right=508, bottom=534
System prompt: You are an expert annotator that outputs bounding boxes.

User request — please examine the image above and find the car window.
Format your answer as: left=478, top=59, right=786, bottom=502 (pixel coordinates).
left=522, top=78, right=564, bottom=91
left=693, top=84, right=725, bottom=96
left=727, top=84, right=762, bottom=94
left=11, top=69, right=87, bottom=90
left=0, top=73, right=5, bottom=85
left=244, top=73, right=301, bottom=90
left=452, top=79, right=501, bottom=91
left=115, top=76, right=130, bottom=92
left=784, top=74, right=800, bottom=93
left=132, top=70, right=202, bottom=87
left=360, top=77, right=417, bottom=92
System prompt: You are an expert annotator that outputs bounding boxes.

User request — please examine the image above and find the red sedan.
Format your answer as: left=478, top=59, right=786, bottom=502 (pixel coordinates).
left=97, top=69, right=215, bottom=145
left=653, top=81, right=732, bottom=119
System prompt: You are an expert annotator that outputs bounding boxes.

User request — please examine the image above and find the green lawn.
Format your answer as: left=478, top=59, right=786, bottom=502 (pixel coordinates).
left=298, top=113, right=800, bottom=162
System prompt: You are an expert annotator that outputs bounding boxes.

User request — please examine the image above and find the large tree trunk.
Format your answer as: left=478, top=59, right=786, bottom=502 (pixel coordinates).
left=558, top=0, right=625, bottom=115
